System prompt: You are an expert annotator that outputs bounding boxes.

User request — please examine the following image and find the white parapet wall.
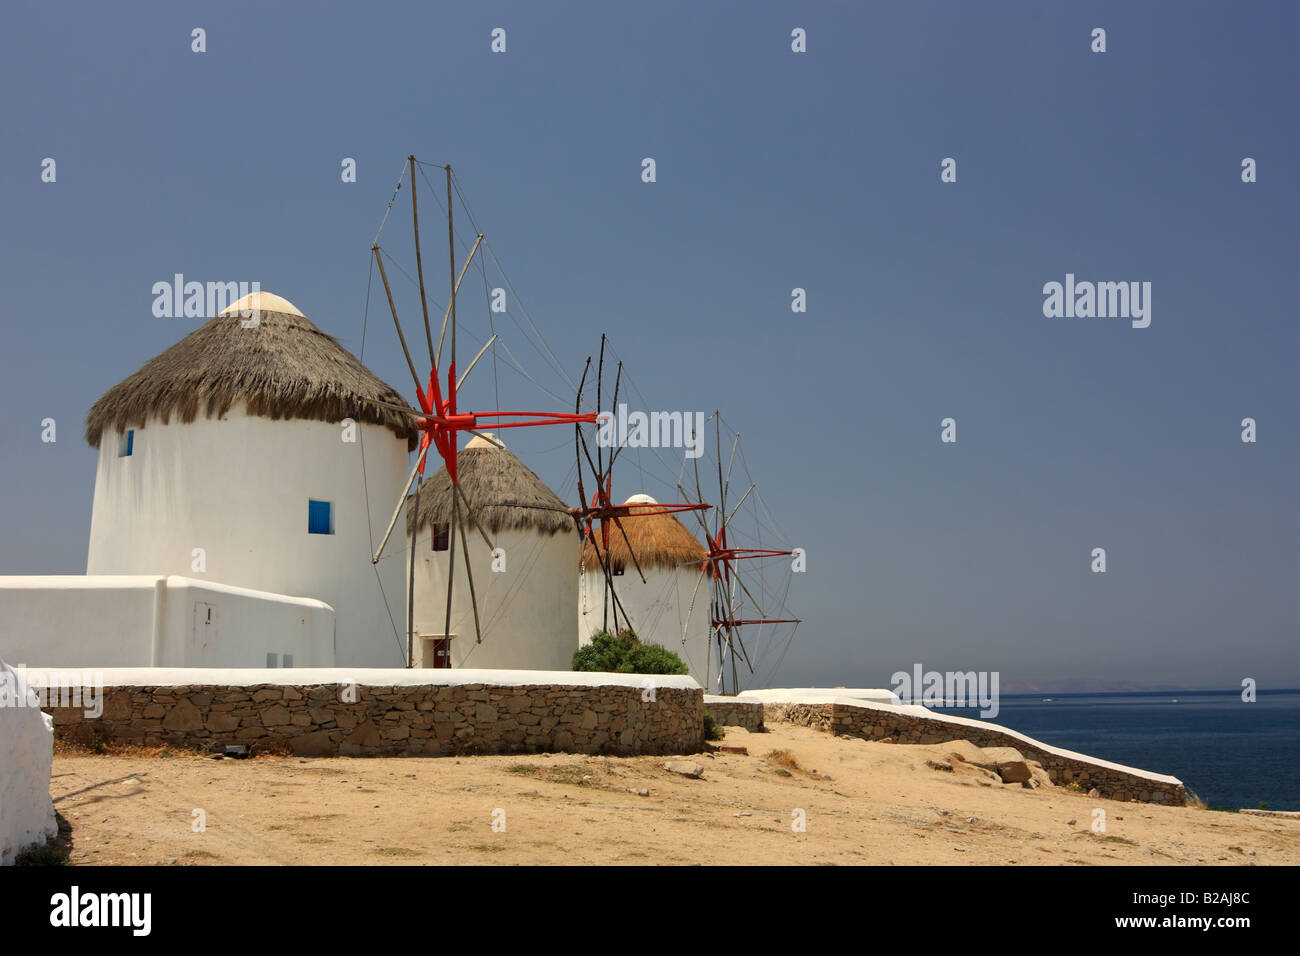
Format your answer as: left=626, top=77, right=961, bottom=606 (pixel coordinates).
left=0, top=575, right=335, bottom=669
left=738, top=687, right=903, bottom=705
left=0, top=657, right=57, bottom=865
left=753, top=688, right=1187, bottom=804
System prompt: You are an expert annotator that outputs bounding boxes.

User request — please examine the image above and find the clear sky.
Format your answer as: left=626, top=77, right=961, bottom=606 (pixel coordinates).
left=2, top=1, right=1296, bottom=690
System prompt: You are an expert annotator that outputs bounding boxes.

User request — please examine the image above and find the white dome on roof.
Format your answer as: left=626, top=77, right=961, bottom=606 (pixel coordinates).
left=624, top=493, right=657, bottom=505
left=465, top=433, right=505, bottom=451
left=218, top=291, right=304, bottom=317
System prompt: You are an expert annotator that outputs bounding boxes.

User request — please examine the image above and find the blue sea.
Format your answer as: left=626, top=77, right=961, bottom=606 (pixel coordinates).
left=937, top=690, right=1300, bottom=811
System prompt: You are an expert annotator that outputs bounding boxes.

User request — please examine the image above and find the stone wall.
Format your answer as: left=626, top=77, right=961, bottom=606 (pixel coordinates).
left=50, top=676, right=703, bottom=757
left=704, top=695, right=764, bottom=731
left=764, top=700, right=1187, bottom=805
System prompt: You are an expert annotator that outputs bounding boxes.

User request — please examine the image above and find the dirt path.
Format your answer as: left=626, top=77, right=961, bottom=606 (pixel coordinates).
left=47, top=725, right=1300, bottom=865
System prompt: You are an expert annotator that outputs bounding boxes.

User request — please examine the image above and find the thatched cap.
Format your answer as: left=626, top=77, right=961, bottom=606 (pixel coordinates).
left=406, top=434, right=574, bottom=537
left=84, top=293, right=417, bottom=449
left=581, top=494, right=708, bottom=573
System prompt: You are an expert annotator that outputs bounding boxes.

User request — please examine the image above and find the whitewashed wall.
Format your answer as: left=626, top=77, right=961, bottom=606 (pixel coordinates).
left=86, top=406, right=408, bottom=666
left=0, top=657, right=56, bottom=866
left=578, top=566, right=714, bottom=689
left=408, top=523, right=578, bottom=670
left=0, top=575, right=334, bottom=668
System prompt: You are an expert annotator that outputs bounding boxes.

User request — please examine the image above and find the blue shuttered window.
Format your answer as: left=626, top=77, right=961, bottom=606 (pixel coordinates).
left=308, top=499, right=333, bottom=535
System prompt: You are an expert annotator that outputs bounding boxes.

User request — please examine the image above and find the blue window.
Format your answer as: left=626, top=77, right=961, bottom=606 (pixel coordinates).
left=308, top=499, right=334, bottom=535
left=117, top=429, right=134, bottom=457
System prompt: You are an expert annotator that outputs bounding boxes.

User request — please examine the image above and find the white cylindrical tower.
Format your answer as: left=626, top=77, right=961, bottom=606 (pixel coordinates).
left=578, top=494, right=713, bottom=686
left=406, top=434, right=578, bottom=670
left=84, top=292, right=414, bottom=666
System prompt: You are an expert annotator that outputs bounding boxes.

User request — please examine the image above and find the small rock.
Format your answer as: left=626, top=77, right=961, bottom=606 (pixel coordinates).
left=1088, top=788, right=1100, bottom=798
left=1066, top=819, right=1077, bottom=826
left=663, top=761, right=704, bottom=779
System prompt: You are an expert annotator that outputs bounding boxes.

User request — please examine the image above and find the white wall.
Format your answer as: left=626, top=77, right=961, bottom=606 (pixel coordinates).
left=0, top=575, right=334, bottom=668
left=0, top=657, right=56, bottom=866
left=578, top=565, right=714, bottom=689
left=408, top=522, right=578, bottom=671
left=86, top=406, right=409, bottom=666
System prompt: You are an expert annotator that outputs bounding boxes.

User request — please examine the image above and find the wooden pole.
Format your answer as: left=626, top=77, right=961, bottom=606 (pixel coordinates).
left=435, top=235, right=483, bottom=371
left=408, top=476, right=420, bottom=667
left=442, top=163, right=458, bottom=660
left=372, top=245, right=422, bottom=394
left=372, top=440, right=431, bottom=563
left=409, top=155, right=436, bottom=368
left=444, top=489, right=458, bottom=650
left=454, top=486, right=483, bottom=644
left=446, top=165, right=456, bottom=371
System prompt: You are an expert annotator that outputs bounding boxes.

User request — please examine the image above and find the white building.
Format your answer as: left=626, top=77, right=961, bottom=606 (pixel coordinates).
left=0, top=657, right=56, bottom=866
left=0, top=575, right=334, bottom=669
left=75, top=291, right=413, bottom=667
left=406, top=434, right=578, bottom=670
left=578, top=494, right=713, bottom=686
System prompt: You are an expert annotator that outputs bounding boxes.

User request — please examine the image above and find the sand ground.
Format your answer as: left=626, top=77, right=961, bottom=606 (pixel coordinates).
left=45, top=724, right=1300, bottom=865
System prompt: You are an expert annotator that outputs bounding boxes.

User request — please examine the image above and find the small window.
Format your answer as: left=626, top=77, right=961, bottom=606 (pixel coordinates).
left=117, top=429, right=134, bottom=458
left=282, top=654, right=294, bottom=668
left=266, top=653, right=279, bottom=668
left=432, top=522, right=450, bottom=551
left=308, top=499, right=334, bottom=535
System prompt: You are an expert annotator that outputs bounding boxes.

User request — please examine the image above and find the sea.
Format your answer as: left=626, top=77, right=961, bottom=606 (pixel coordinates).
left=937, top=690, right=1300, bottom=811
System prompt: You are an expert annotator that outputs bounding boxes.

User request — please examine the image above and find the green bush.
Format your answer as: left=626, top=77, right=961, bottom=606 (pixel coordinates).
left=572, top=629, right=689, bottom=676
left=703, top=709, right=723, bottom=741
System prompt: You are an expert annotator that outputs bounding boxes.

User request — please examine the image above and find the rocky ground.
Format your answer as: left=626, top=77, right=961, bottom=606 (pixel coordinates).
left=41, top=723, right=1300, bottom=865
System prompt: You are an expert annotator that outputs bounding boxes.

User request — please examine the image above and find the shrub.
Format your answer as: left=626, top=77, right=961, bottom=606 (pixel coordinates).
left=703, top=710, right=723, bottom=741
left=572, top=629, right=689, bottom=676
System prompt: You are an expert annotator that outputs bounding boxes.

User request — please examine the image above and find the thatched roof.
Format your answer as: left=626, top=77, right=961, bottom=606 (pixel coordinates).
left=85, top=293, right=417, bottom=449
left=581, top=495, right=708, bottom=573
left=406, top=435, right=574, bottom=537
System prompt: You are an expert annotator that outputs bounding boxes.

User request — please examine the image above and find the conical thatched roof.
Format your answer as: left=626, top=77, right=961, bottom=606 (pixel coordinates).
left=581, top=494, right=708, bottom=573
left=85, top=293, right=417, bottom=449
left=406, top=435, right=574, bottom=537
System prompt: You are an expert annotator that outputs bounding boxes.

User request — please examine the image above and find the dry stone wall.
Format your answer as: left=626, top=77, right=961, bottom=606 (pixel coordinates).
left=764, top=701, right=1186, bottom=805
left=50, top=679, right=703, bottom=757
left=703, top=696, right=764, bottom=731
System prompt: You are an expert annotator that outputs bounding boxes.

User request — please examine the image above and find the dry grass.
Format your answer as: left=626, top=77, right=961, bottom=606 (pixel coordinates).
left=581, top=504, right=707, bottom=573
left=408, top=442, right=574, bottom=536
left=766, top=749, right=801, bottom=771
left=85, top=308, right=416, bottom=449
left=53, top=737, right=209, bottom=760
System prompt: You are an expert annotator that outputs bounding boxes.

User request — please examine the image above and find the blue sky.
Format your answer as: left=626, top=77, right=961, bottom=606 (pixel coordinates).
left=2, top=1, right=1297, bottom=689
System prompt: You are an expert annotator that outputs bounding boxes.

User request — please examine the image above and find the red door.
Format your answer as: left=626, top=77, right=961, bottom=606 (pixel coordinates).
left=431, top=638, right=452, bottom=668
